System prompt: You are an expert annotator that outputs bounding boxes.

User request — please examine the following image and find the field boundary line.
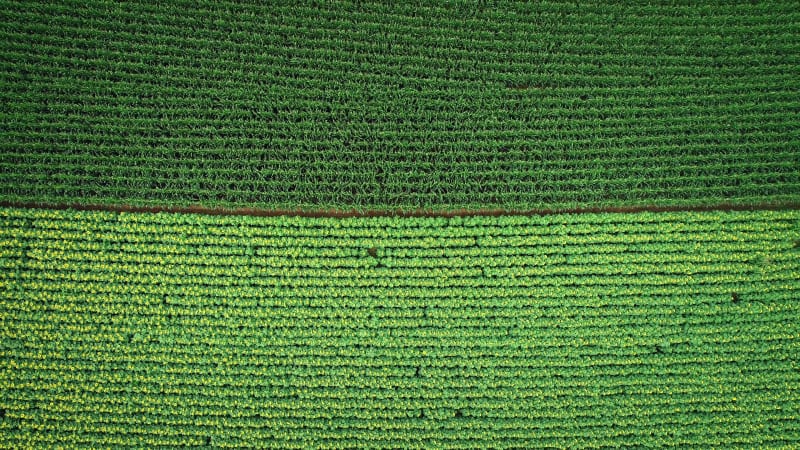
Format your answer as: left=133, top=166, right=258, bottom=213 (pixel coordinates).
left=2, top=201, right=800, bottom=218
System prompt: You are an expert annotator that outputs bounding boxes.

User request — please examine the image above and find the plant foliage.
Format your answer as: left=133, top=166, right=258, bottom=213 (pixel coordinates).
left=1, top=207, right=798, bottom=447
left=1, top=1, right=799, bottom=211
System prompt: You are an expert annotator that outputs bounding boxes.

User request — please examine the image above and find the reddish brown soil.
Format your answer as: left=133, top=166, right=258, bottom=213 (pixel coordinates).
left=2, top=201, right=799, bottom=218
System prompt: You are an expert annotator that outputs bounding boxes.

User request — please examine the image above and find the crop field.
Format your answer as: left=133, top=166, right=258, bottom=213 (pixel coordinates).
left=1, top=207, right=798, bottom=448
left=1, top=0, right=799, bottom=448
left=1, top=1, right=800, bottom=211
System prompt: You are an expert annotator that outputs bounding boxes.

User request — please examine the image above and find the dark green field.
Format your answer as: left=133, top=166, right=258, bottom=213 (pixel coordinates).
left=1, top=1, right=799, bottom=211
left=1, top=207, right=799, bottom=448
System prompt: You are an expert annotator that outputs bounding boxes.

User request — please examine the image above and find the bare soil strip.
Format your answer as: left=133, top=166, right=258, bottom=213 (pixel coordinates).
left=2, top=201, right=799, bottom=218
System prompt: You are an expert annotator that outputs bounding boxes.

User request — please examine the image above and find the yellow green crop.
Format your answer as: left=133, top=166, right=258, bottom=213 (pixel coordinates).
left=1, top=207, right=798, bottom=448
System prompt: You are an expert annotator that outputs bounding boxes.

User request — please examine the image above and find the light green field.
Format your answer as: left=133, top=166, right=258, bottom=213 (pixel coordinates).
left=1, top=1, right=799, bottom=211
left=1, top=207, right=798, bottom=448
